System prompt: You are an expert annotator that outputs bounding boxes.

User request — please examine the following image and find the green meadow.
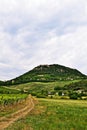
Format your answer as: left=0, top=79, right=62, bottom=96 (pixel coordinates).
left=6, top=98, right=87, bottom=130
left=10, top=80, right=80, bottom=93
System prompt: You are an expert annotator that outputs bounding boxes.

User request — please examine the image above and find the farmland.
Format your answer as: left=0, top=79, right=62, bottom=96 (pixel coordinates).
left=0, top=94, right=28, bottom=105
left=9, top=80, right=80, bottom=94
left=6, top=98, right=87, bottom=130
left=0, top=64, right=87, bottom=129
left=0, top=94, right=35, bottom=130
left=0, top=94, right=28, bottom=117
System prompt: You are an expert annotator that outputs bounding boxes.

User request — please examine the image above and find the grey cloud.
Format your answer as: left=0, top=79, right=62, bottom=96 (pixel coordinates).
left=0, top=0, right=87, bottom=80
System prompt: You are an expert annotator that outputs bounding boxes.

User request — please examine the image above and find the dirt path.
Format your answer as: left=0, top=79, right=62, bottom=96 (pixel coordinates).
left=0, top=95, right=35, bottom=130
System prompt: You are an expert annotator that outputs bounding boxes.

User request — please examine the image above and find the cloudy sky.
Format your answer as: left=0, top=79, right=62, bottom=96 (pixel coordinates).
left=0, top=0, right=87, bottom=80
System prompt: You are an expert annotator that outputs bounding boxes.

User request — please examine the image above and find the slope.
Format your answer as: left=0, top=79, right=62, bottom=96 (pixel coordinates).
left=64, top=79, right=87, bottom=91
left=4, top=64, right=86, bottom=85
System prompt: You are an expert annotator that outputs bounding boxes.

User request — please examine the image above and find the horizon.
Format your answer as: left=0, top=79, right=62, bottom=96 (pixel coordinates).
left=1, top=63, right=86, bottom=81
left=0, top=0, right=87, bottom=80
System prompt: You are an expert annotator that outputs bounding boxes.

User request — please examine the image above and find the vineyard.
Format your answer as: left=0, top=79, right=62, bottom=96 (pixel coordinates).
left=0, top=94, right=35, bottom=129
left=0, top=94, right=28, bottom=106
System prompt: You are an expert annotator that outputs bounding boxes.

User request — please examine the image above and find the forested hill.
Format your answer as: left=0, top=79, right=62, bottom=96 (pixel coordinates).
left=3, top=64, right=86, bottom=85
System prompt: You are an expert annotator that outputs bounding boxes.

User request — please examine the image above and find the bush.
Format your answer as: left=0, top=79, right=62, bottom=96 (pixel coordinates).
left=58, top=91, right=63, bottom=96
left=31, top=92, right=37, bottom=96
left=68, top=92, right=78, bottom=99
left=54, top=86, right=61, bottom=90
left=36, top=94, right=46, bottom=98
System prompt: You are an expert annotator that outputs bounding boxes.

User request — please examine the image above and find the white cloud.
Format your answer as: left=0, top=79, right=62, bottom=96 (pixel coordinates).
left=0, top=0, right=87, bottom=80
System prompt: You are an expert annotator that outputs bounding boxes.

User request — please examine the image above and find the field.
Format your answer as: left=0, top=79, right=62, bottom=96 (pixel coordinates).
left=6, top=98, right=87, bottom=130
left=0, top=94, right=28, bottom=117
left=9, top=80, right=80, bottom=93
left=0, top=94, right=28, bottom=105
left=0, top=79, right=87, bottom=129
left=0, top=86, right=21, bottom=94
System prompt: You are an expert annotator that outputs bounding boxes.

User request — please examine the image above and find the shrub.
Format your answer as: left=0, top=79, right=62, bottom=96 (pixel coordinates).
left=36, top=94, right=46, bottom=98
left=54, top=86, right=61, bottom=90
left=58, top=91, right=63, bottom=96
left=68, top=92, right=78, bottom=99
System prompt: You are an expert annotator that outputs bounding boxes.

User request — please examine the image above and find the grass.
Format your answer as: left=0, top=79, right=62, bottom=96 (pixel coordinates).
left=0, top=94, right=28, bottom=99
left=6, top=98, right=87, bottom=130
left=9, top=80, right=80, bottom=93
left=0, top=86, right=20, bottom=94
left=0, top=94, right=28, bottom=117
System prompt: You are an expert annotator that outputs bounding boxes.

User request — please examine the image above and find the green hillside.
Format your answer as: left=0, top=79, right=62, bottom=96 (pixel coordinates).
left=4, top=64, right=86, bottom=85
left=0, top=64, right=87, bottom=98
left=64, top=79, right=87, bottom=91
left=9, top=80, right=80, bottom=94
left=0, top=86, right=21, bottom=94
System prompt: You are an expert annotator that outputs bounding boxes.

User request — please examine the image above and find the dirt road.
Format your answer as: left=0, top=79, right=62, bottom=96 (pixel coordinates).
left=0, top=95, right=34, bottom=130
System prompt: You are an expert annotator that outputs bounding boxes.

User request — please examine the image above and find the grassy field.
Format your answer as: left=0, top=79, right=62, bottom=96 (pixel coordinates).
left=0, top=86, right=21, bottom=94
left=9, top=80, right=80, bottom=93
left=6, top=98, right=87, bottom=130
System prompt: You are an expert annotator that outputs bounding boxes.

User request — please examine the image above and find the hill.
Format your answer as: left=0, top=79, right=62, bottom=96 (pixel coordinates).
left=64, top=79, right=87, bottom=91
left=4, top=64, right=86, bottom=85
left=0, top=86, right=22, bottom=94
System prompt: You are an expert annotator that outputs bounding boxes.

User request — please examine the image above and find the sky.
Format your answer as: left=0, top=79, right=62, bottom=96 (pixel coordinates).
left=0, top=0, right=87, bottom=80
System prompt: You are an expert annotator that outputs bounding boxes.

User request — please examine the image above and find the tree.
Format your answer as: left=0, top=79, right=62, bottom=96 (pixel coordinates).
left=58, top=91, right=63, bottom=96
left=54, top=86, right=61, bottom=91
left=68, top=92, right=78, bottom=99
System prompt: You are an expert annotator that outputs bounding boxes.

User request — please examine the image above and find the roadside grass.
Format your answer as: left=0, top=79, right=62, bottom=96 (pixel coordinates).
left=6, top=98, right=87, bottom=130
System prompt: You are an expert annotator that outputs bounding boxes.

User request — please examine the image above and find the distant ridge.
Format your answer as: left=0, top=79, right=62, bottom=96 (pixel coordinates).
left=3, top=64, right=86, bottom=85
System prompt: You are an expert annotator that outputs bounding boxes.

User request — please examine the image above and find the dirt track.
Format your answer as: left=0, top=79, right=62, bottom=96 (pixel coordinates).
left=0, top=95, right=34, bottom=130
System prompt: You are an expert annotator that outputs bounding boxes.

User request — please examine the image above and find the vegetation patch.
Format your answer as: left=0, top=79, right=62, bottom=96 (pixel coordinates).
left=0, top=94, right=28, bottom=117
left=6, top=98, right=87, bottom=130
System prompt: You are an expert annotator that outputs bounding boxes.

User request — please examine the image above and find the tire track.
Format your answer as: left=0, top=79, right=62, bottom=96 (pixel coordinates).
left=0, top=96, right=34, bottom=130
